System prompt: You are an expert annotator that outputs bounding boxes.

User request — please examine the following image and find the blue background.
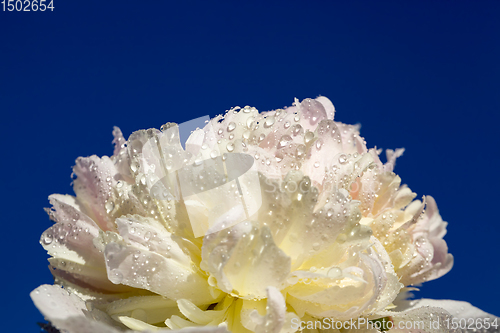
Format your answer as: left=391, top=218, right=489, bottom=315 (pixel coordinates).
left=1, top=1, right=498, bottom=331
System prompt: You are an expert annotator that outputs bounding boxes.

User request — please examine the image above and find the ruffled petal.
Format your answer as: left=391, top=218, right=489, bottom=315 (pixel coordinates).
left=399, top=196, right=453, bottom=286
left=201, top=221, right=291, bottom=299
left=73, top=155, right=119, bottom=231
left=103, top=216, right=220, bottom=305
left=240, top=287, right=287, bottom=333
left=30, top=284, right=124, bottom=333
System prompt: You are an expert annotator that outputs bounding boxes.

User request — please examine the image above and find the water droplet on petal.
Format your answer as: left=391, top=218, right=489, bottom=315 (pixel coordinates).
left=327, top=267, right=342, bottom=279
left=105, top=200, right=115, bottom=213
left=246, top=117, right=254, bottom=129
left=227, top=122, right=236, bottom=132
left=278, top=135, right=292, bottom=149
left=264, top=116, right=275, bottom=128
left=339, top=154, right=348, bottom=164
left=296, top=144, right=306, bottom=159
left=42, top=234, right=53, bottom=245
left=291, top=124, right=303, bottom=136
left=226, top=143, right=234, bottom=152
left=304, top=131, right=314, bottom=144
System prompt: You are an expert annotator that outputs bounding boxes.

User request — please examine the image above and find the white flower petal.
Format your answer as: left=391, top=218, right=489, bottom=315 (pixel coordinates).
left=104, top=239, right=219, bottom=305
left=42, top=194, right=102, bottom=265
left=405, top=299, right=498, bottom=322
left=240, top=287, right=287, bottom=333
left=201, top=221, right=291, bottom=299
left=73, top=155, right=119, bottom=231
left=30, top=284, right=124, bottom=333
left=315, top=96, right=336, bottom=120
left=106, top=295, right=181, bottom=325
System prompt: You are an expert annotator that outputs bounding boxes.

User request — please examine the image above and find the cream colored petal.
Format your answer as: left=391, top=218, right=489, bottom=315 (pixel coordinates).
left=104, top=238, right=220, bottom=305
left=106, top=295, right=181, bottom=325
left=240, top=287, right=287, bottom=333
left=30, top=284, right=124, bottom=333
left=177, top=299, right=227, bottom=325
left=42, top=194, right=102, bottom=266
left=201, top=220, right=291, bottom=299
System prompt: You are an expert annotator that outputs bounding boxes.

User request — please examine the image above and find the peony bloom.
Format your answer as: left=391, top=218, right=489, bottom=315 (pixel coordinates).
left=32, top=97, right=498, bottom=333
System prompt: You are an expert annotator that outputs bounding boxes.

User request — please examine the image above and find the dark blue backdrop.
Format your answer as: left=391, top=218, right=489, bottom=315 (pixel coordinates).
left=1, top=1, right=498, bottom=332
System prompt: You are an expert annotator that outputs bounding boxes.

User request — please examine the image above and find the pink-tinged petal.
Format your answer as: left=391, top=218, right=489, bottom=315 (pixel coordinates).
left=112, top=126, right=127, bottom=159
left=315, top=96, right=335, bottom=120
left=42, top=194, right=102, bottom=266
left=111, top=126, right=134, bottom=183
left=73, top=155, right=118, bottom=231
left=296, top=98, right=328, bottom=132
left=302, top=119, right=344, bottom=187
left=400, top=196, right=453, bottom=286
left=384, top=148, right=405, bottom=173
left=41, top=195, right=138, bottom=294
left=335, top=122, right=363, bottom=154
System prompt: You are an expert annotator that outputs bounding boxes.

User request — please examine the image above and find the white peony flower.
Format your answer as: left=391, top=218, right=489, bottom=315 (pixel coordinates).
left=32, top=97, right=498, bottom=333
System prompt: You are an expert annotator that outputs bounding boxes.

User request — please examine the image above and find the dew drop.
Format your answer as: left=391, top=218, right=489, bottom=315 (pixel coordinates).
left=264, top=116, right=275, bottom=128
left=42, top=234, right=53, bottom=245
left=304, top=131, right=314, bottom=144
left=105, top=200, right=115, bottom=213
left=278, top=135, right=292, bottom=149
left=227, top=122, right=236, bottom=132
left=246, top=117, right=254, bottom=129
left=296, top=144, right=306, bottom=158
left=327, top=267, right=342, bottom=279
left=226, top=143, right=235, bottom=152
